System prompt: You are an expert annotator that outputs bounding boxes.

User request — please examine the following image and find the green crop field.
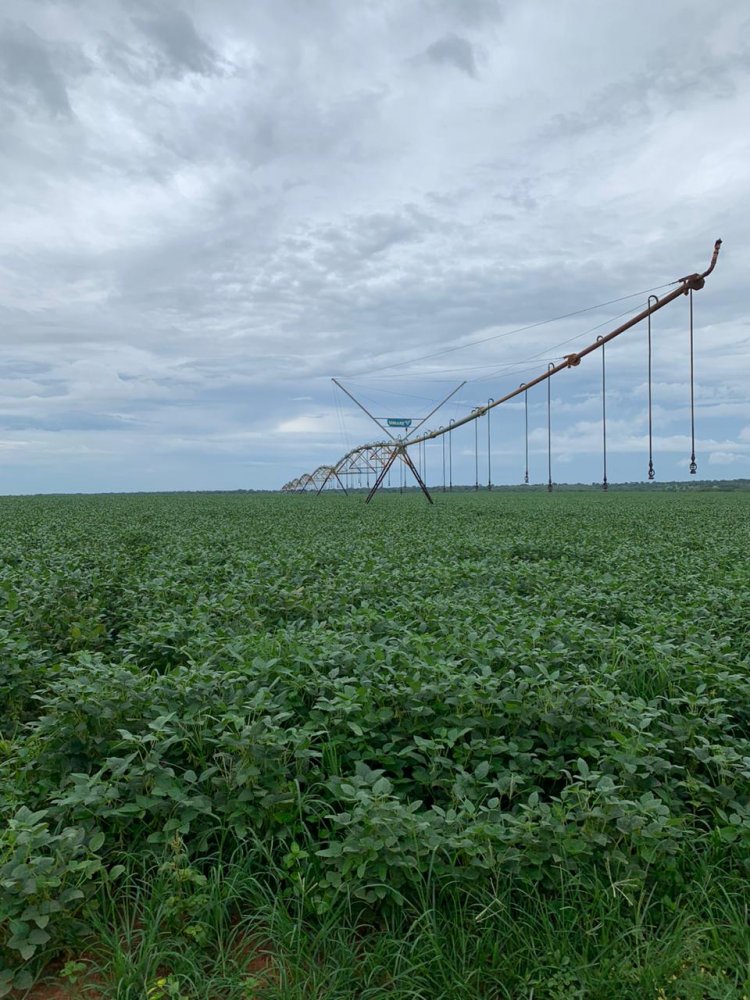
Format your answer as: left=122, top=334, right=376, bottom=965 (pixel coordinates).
left=2, top=490, right=750, bottom=999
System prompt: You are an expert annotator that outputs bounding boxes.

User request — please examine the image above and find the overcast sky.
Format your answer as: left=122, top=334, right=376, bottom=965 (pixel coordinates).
left=1, top=0, right=748, bottom=493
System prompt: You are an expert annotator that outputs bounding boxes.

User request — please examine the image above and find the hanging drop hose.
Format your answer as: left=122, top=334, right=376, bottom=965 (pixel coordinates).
left=647, top=294, right=658, bottom=480
left=440, top=428, right=446, bottom=492
left=521, top=384, right=529, bottom=484
left=449, top=419, right=454, bottom=490
left=487, top=398, right=494, bottom=490
left=602, top=340, right=608, bottom=491
left=547, top=364, right=554, bottom=492
left=689, top=289, right=697, bottom=475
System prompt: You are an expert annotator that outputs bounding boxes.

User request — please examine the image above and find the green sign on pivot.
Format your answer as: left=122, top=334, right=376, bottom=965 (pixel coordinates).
left=387, top=418, right=412, bottom=428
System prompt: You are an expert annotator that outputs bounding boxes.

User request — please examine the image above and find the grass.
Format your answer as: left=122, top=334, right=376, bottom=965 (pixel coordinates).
left=45, top=846, right=750, bottom=998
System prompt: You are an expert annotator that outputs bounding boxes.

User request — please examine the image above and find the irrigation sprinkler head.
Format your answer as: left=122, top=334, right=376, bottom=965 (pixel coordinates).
left=678, top=238, right=722, bottom=290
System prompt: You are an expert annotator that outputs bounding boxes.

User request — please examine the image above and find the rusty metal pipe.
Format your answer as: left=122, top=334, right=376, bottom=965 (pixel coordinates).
left=400, top=240, right=722, bottom=449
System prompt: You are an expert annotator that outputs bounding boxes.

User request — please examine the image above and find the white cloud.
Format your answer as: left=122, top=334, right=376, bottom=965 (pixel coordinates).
left=708, top=451, right=745, bottom=465
left=277, top=415, right=336, bottom=435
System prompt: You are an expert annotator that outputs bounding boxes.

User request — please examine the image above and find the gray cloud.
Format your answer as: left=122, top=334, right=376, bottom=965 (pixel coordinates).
left=422, top=33, right=479, bottom=77
left=97, top=4, right=223, bottom=84
left=423, top=0, right=504, bottom=28
left=0, top=20, right=74, bottom=116
left=132, top=6, right=222, bottom=78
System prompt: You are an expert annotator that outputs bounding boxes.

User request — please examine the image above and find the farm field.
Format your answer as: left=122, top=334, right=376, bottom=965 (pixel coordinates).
left=2, top=489, right=750, bottom=999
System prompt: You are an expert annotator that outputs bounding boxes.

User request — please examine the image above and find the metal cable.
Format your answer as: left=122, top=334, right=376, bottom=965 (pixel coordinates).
left=361, top=301, right=663, bottom=383
left=477, top=303, right=648, bottom=385
left=342, top=281, right=678, bottom=378
left=332, top=383, right=350, bottom=453
left=345, top=382, right=449, bottom=405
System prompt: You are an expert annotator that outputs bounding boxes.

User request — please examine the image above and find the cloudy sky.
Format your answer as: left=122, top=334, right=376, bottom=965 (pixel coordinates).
left=1, top=0, right=748, bottom=493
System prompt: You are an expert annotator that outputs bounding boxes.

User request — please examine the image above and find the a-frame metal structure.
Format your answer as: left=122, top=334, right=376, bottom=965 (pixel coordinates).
left=328, top=377, right=466, bottom=503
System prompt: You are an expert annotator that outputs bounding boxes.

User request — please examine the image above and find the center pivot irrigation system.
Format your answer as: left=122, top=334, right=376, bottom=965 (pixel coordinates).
left=281, top=240, right=723, bottom=503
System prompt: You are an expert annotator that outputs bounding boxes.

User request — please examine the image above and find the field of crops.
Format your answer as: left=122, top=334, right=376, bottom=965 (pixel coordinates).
left=2, top=490, right=750, bottom=999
